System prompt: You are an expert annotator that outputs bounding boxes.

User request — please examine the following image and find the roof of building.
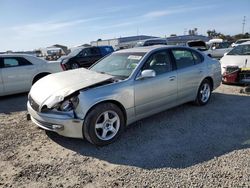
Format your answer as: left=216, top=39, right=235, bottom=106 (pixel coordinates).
left=91, top=35, right=158, bottom=43
left=167, top=35, right=210, bottom=42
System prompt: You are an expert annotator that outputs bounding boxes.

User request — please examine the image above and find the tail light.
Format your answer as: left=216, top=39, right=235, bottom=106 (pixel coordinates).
left=60, top=63, right=66, bottom=71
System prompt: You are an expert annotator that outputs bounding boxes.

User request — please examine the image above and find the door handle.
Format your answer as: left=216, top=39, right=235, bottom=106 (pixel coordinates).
left=198, top=69, right=204, bottom=74
left=169, top=76, right=176, bottom=81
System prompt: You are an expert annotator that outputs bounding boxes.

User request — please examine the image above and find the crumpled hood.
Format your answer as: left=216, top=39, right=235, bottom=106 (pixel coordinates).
left=30, top=68, right=114, bottom=107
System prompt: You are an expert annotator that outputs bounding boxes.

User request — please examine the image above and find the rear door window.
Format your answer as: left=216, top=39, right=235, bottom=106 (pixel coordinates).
left=171, top=49, right=195, bottom=69
left=3, top=58, right=19, bottom=67
left=90, top=47, right=100, bottom=56
left=191, top=50, right=204, bottom=64
left=2, top=57, right=32, bottom=68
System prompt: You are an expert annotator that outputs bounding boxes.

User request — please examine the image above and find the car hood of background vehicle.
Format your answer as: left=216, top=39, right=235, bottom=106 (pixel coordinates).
left=220, top=55, right=249, bottom=68
left=30, top=68, right=114, bottom=107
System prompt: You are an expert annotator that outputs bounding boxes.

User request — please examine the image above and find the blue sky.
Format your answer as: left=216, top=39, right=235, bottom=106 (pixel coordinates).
left=0, top=0, right=249, bottom=51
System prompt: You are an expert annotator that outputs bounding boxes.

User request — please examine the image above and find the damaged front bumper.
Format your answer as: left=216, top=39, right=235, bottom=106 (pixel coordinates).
left=27, top=102, right=84, bottom=138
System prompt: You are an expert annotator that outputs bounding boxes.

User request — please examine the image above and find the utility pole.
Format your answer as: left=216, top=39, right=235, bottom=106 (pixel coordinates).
left=242, top=16, right=246, bottom=34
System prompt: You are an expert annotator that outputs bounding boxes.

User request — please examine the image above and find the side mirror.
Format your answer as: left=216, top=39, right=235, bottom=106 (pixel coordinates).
left=137, top=69, right=156, bottom=80
left=212, top=46, right=216, bottom=50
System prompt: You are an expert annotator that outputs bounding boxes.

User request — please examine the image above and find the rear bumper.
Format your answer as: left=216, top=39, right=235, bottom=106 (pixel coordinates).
left=27, top=102, right=84, bottom=138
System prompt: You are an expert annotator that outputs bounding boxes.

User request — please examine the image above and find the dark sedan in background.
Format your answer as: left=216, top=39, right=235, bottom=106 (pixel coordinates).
left=61, top=46, right=114, bottom=70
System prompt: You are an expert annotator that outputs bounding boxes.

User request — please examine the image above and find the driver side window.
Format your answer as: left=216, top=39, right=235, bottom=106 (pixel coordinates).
left=78, top=48, right=92, bottom=57
left=142, top=51, right=173, bottom=75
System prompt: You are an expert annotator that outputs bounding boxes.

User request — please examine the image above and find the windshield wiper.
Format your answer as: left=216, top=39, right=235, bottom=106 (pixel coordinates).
left=98, top=71, right=113, bottom=76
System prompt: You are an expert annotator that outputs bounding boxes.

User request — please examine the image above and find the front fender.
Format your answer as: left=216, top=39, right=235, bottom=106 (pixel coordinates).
left=74, top=81, right=134, bottom=120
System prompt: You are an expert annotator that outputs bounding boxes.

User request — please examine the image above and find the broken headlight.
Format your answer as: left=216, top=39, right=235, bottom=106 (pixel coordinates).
left=59, top=96, right=79, bottom=112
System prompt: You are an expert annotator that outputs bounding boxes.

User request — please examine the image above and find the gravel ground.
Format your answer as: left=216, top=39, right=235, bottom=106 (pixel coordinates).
left=0, top=84, right=250, bottom=188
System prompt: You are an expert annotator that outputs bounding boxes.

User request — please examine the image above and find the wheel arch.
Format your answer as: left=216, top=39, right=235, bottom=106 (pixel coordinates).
left=85, top=99, right=127, bottom=125
left=195, top=76, right=214, bottom=100
left=32, top=72, right=51, bottom=85
left=203, top=76, right=214, bottom=90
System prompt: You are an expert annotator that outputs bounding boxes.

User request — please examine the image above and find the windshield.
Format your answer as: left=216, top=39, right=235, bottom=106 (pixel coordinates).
left=68, top=48, right=83, bottom=57
left=90, top=52, right=145, bottom=78
left=227, top=44, right=250, bottom=55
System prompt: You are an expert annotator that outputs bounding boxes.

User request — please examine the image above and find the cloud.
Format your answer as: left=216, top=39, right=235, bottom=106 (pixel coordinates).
left=143, top=5, right=214, bottom=19
left=94, top=5, right=215, bottom=31
left=10, top=17, right=103, bottom=38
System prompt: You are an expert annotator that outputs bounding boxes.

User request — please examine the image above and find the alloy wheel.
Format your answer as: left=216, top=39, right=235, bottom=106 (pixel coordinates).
left=94, top=111, right=120, bottom=141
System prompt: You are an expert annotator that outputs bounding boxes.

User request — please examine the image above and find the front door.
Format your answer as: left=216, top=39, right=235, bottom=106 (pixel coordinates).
left=134, top=50, right=177, bottom=118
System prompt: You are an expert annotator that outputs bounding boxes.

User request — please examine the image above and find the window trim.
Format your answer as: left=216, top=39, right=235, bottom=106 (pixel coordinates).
left=170, top=48, right=204, bottom=70
left=2, top=57, right=33, bottom=68
left=189, top=49, right=204, bottom=64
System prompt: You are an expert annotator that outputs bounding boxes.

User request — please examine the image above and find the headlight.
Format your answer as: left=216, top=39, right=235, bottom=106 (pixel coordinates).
left=59, top=96, right=79, bottom=111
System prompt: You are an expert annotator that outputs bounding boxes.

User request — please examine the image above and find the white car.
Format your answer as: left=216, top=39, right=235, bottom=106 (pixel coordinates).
left=205, top=42, right=232, bottom=59
left=0, top=54, right=63, bottom=96
left=220, top=41, right=250, bottom=75
left=231, top=38, right=250, bottom=47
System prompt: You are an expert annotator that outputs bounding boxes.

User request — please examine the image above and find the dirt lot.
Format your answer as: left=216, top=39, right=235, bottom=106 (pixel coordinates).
left=0, top=84, right=250, bottom=188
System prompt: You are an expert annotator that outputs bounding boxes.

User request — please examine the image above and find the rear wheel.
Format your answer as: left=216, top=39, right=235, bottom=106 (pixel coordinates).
left=83, top=103, right=125, bottom=146
left=70, top=62, right=80, bottom=69
left=195, top=79, right=212, bottom=106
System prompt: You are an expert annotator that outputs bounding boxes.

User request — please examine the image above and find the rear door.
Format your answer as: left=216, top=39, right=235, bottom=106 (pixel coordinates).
left=90, top=47, right=102, bottom=63
left=171, top=48, right=205, bottom=104
left=1, top=57, right=35, bottom=94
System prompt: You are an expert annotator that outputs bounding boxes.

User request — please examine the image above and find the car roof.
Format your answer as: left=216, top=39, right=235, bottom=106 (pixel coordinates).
left=0, top=53, right=37, bottom=58
left=114, top=45, right=189, bottom=54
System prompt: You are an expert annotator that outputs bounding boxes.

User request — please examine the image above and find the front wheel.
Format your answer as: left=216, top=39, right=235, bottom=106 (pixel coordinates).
left=195, top=79, right=212, bottom=106
left=83, top=103, right=125, bottom=146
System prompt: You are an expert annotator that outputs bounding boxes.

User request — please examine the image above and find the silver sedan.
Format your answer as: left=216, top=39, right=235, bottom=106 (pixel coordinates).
left=27, top=45, right=221, bottom=146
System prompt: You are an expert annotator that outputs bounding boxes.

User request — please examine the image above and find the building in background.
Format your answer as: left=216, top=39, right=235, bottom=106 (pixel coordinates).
left=48, top=44, right=70, bottom=55
left=166, top=35, right=210, bottom=45
left=91, top=35, right=158, bottom=50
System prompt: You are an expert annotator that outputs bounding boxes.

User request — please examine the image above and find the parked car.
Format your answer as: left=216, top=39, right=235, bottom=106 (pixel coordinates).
left=27, top=46, right=221, bottom=146
left=205, top=41, right=232, bottom=59
left=0, top=54, right=63, bottom=96
left=60, top=46, right=114, bottom=70
left=186, top=40, right=232, bottom=59
left=135, top=38, right=168, bottom=47
left=220, top=41, right=250, bottom=77
left=231, top=38, right=250, bottom=47
left=45, top=47, right=63, bottom=61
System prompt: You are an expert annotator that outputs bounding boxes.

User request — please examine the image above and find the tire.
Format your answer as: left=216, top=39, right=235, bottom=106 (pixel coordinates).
left=70, top=62, right=80, bottom=69
left=194, top=79, right=212, bottom=106
left=83, top=103, right=125, bottom=146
